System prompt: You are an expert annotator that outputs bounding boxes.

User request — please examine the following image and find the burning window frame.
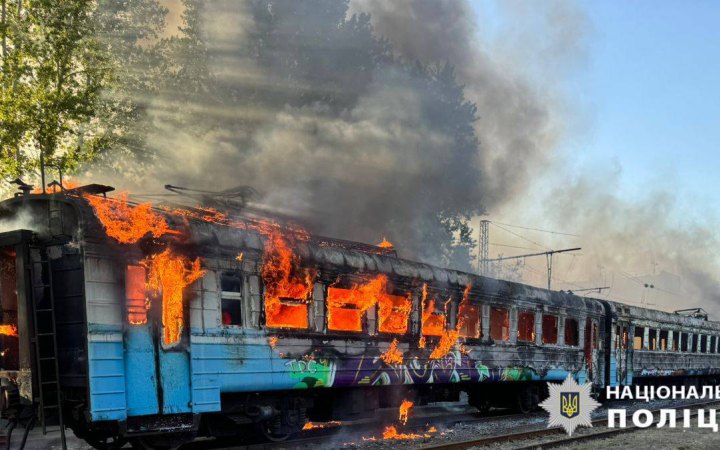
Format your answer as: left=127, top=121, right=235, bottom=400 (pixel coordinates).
left=489, top=306, right=510, bottom=342
left=421, top=285, right=448, bottom=337
left=325, top=274, right=411, bottom=335
left=517, top=310, right=535, bottom=343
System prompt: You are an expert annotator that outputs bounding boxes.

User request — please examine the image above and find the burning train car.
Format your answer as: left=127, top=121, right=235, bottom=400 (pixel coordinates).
left=1, top=185, right=720, bottom=448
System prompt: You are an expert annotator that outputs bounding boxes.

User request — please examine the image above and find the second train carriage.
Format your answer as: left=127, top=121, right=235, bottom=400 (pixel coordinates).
left=0, top=188, right=719, bottom=448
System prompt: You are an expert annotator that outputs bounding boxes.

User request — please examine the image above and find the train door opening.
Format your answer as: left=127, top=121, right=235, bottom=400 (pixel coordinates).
left=0, top=246, right=19, bottom=371
left=584, top=318, right=594, bottom=381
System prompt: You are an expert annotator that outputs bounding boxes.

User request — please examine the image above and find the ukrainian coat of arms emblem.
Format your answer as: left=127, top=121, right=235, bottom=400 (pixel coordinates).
left=539, top=375, right=600, bottom=435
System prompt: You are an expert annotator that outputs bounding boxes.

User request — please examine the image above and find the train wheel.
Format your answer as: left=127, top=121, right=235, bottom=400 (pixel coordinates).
left=516, top=386, right=538, bottom=414
left=475, top=397, right=491, bottom=415
left=257, top=420, right=291, bottom=442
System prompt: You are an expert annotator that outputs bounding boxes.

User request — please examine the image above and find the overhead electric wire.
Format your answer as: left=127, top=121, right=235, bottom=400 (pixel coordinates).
left=490, top=222, right=549, bottom=250
left=491, top=221, right=581, bottom=237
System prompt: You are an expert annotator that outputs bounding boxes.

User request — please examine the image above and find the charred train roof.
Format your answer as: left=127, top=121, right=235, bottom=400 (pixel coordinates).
left=2, top=192, right=702, bottom=320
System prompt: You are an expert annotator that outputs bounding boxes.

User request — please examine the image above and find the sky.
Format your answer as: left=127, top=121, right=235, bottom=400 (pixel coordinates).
left=467, top=1, right=720, bottom=311
left=472, top=0, right=720, bottom=211
left=563, top=1, right=720, bottom=210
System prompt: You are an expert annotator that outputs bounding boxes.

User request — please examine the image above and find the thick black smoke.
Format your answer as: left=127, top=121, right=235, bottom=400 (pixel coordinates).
left=97, top=0, right=581, bottom=272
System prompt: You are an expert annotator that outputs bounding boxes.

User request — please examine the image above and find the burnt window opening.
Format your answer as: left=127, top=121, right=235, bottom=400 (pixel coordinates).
left=621, top=327, right=628, bottom=349
left=700, top=334, right=708, bottom=353
left=648, top=329, right=657, bottom=350
left=326, top=286, right=367, bottom=333
left=221, top=272, right=243, bottom=326
left=634, top=326, right=645, bottom=350
left=517, top=311, right=535, bottom=342
left=692, top=334, right=699, bottom=353
left=378, top=292, right=411, bottom=335
left=615, top=325, right=622, bottom=349
left=681, top=332, right=689, bottom=352
left=593, top=321, right=600, bottom=349
left=457, top=302, right=481, bottom=339
left=422, top=295, right=448, bottom=337
left=672, top=332, right=678, bottom=352
left=564, top=318, right=579, bottom=346
left=490, top=307, right=510, bottom=341
left=0, top=247, right=19, bottom=371
left=711, top=336, right=717, bottom=353
left=659, top=330, right=669, bottom=351
left=542, top=314, right=558, bottom=345
left=126, top=265, right=148, bottom=326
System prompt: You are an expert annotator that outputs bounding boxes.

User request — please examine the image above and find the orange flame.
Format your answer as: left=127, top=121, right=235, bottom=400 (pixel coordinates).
left=418, top=336, right=426, bottom=349
left=302, top=421, right=342, bottom=430
left=261, top=229, right=315, bottom=329
left=380, top=338, right=403, bottom=365
left=421, top=284, right=446, bottom=336
left=457, top=284, right=480, bottom=338
left=377, top=237, right=394, bottom=249
left=326, top=275, right=411, bottom=333
left=145, top=249, right=206, bottom=346
left=399, top=399, right=413, bottom=425
left=126, top=266, right=149, bottom=325
left=0, top=325, right=17, bottom=336
left=378, top=292, right=411, bottom=334
left=429, top=328, right=461, bottom=359
left=31, top=179, right=82, bottom=194
left=382, top=426, right=422, bottom=440
left=84, top=193, right=174, bottom=244
left=268, top=336, right=278, bottom=349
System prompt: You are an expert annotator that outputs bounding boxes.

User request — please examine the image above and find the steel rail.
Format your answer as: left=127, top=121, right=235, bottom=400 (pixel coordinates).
left=416, top=400, right=720, bottom=450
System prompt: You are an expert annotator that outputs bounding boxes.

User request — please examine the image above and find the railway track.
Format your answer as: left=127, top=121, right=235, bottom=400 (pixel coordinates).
left=179, top=407, right=535, bottom=450
left=416, top=400, right=720, bottom=450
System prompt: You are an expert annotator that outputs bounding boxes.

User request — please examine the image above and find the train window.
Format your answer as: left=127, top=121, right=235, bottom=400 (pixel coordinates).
left=457, top=301, right=481, bottom=339
left=633, top=327, right=644, bottom=350
left=542, top=315, right=558, bottom=345
left=564, top=318, right=579, bottom=346
left=622, top=327, right=628, bottom=349
left=517, top=311, right=535, bottom=342
left=672, top=332, right=678, bottom=351
left=701, top=335, right=708, bottom=353
left=422, top=297, right=447, bottom=337
left=221, top=272, right=243, bottom=326
left=681, top=333, right=689, bottom=352
left=490, top=307, right=510, bottom=341
left=326, top=287, right=368, bottom=332
left=659, top=330, right=668, bottom=351
left=593, top=321, right=599, bottom=349
left=711, top=336, right=717, bottom=353
left=378, top=292, right=412, bottom=335
left=648, top=329, right=657, bottom=350
left=692, top=334, right=699, bottom=352
left=126, top=266, right=148, bottom=325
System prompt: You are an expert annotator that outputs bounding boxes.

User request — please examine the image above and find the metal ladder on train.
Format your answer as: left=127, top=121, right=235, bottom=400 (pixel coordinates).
left=28, top=248, right=67, bottom=449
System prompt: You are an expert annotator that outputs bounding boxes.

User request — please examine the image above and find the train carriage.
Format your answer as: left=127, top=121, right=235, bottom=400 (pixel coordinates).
left=0, top=187, right=716, bottom=448
left=607, top=301, right=720, bottom=387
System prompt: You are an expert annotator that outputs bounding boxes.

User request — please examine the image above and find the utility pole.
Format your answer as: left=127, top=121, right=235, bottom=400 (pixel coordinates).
left=485, top=247, right=581, bottom=290
left=477, top=219, right=490, bottom=275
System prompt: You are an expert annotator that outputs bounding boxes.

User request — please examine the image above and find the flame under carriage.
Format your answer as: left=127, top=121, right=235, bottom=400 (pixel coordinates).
left=2, top=192, right=720, bottom=446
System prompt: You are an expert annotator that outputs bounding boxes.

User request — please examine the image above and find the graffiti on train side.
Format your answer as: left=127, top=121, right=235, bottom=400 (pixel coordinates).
left=282, top=351, right=534, bottom=388
left=285, top=357, right=336, bottom=388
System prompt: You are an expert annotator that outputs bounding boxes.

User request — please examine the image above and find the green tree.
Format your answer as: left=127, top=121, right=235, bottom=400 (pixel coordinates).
left=0, top=0, right=110, bottom=184
left=0, top=0, right=167, bottom=186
